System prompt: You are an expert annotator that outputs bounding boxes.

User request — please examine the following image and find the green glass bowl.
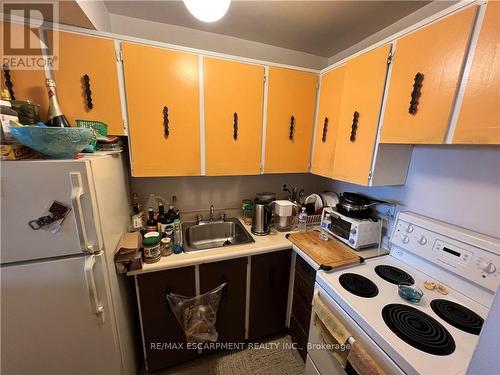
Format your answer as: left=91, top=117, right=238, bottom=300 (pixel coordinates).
left=10, top=126, right=93, bottom=159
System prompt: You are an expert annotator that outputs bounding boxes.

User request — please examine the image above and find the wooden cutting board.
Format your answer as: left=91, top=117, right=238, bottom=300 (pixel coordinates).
left=287, top=230, right=362, bottom=270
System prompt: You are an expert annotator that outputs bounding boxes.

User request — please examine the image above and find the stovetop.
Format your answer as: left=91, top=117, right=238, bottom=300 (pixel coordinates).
left=316, top=255, right=489, bottom=375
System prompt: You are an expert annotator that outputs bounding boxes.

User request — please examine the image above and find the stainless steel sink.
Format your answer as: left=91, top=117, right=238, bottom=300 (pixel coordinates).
left=182, top=218, right=254, bottom=252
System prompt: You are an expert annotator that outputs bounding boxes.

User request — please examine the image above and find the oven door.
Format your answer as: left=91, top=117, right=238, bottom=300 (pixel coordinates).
left=306, top=283, right=404, bottom=375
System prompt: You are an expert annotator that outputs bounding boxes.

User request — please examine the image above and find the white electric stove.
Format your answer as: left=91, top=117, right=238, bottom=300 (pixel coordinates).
left=307, top=211, right=500, bottom=375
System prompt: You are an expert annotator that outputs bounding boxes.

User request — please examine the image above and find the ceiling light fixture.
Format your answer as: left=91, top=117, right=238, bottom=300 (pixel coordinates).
left=183, top=0, right=231, bottom=23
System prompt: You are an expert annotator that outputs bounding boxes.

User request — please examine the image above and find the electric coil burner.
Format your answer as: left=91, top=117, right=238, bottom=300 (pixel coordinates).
left=382, top=304, right=456, bottom=356
left=431, top=299, right=484, bottom=335
left=375, top=265, right=415, bottom=285
left=339, top=273, right=378, bottom=298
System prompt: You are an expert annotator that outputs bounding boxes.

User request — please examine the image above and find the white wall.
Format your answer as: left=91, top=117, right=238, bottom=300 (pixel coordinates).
left=130, top=146, right=499, bottom=240
left=320, top=146, right=500, bottom=239
left=130, top=173, right=330, bottom=215
left=327, top=1, right=459, bottom=65
left=108, top=13, right=327, bottom=69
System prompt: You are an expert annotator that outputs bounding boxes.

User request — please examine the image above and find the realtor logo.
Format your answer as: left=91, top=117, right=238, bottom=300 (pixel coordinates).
left=1, top=1, right=59, bottom=70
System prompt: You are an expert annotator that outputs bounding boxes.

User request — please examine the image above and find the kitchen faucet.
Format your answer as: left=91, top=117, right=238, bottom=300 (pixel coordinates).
left=209, top=205, right=215, bottom=222
left=196, top=205, right=224, bottom=224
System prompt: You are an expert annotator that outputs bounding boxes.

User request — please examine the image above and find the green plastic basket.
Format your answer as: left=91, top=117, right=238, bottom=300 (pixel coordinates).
left=75, top=120, right=108, bottom=136
left=76, top=120, right=108, bottom=152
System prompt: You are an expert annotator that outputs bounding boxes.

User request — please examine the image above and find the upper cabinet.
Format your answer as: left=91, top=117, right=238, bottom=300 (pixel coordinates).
left=47, top=30, right=125, bottom=135
left=264, top=67, right=317, bottom=173
left=204, top=58, right=264, bottom=176
left=453, top=2, right=500, bottom=144
left=332, top=45, right=392, bottom=185
left=380, top=8, right=475, bottom=144
left=1, top=21, right=48, bottom=121
left=122, top=43, right=200, bottom=177
left=310, top=66, right=346, bottom=178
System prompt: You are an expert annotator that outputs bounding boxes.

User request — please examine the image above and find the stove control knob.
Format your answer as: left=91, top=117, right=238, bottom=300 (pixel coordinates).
left=481, top=261, right=497, bottom=274
left=402, top=235, right=410, bottom=244
left=350, top=228, right=357, bottom=235
left=419, top=236, right=427, bottom=245
left=349, top=239, right=355, bottom=245
left=406, top=224, right=414, bottom=233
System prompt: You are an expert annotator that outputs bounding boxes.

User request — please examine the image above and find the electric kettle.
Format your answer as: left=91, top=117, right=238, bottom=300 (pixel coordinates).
left=251, top=199, right=272, bottom=236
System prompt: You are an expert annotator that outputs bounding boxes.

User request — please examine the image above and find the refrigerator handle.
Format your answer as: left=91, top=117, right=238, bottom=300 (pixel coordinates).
left=84, top=251, right=106, bottom=324
left=70, top=172, right=95, bottom=254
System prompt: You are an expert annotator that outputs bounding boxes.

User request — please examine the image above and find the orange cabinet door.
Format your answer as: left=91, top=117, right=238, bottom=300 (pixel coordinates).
left=381, top=7, right=475, bottom=144
left=264, top=67, right=317, bottom=173
left=122, top=43, right=200, bottom=177
left=1, top=21, right=48, bottom=121
left=204, top=58, right=264, bottom=176
left=332, top=45, right=391, bottom=186
left=310, top=66, right=346, bottom=178
left=47, top=30, right=124, bottom=135
left=454, top=2, right=500, bottom=144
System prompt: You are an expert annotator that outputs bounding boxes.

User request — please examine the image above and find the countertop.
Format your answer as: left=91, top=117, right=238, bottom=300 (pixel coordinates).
left=127, top=219, right=389, bottom=276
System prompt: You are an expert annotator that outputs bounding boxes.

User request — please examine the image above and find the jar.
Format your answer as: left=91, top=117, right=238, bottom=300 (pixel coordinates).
left=143, top=232, right=161, bottom=263
left=160, top=237, right=172, bottom=257
left=242, top=199, right=253, bottom=225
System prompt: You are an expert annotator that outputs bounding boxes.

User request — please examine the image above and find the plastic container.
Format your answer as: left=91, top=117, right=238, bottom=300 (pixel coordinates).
left=297, top=207, right=307, bottom=232
left=319, top=213, right=331, bottom=241
left=143, top=232, right=161, bottom=263
left=398, top=282, right=423, bottom=303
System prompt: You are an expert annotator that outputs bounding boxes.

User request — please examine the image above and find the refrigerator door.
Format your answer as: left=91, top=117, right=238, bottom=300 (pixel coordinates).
left=1, top=160, right=99, bottom=264
left=1, top=252, right=122, bottom=375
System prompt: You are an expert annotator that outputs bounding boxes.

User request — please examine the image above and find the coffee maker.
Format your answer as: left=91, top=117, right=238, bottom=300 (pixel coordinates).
left=273, top=200, right=297, bottom=232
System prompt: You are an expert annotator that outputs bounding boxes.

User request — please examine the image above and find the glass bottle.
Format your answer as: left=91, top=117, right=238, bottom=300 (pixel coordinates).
left=45, top=79, right=71, bottom=127
left=146, top=207, right=157, bottom=232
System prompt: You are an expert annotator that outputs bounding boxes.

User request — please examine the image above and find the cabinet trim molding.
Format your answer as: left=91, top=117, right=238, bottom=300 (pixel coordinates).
left=444, top=2, right=485, bottom=143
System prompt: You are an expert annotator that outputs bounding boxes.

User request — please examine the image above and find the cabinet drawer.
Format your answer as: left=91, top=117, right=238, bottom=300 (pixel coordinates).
left=295, top=254, right=316, bottom=286
left=290, top=314, right=308, bottom=360
left=292, top=273, right=314, bottom=335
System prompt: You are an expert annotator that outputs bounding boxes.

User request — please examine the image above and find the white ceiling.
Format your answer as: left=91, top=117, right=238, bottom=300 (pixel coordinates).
left=104, top=0, right=430, bottom=57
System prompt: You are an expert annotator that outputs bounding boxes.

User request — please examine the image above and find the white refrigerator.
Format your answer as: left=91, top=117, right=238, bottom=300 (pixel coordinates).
left=1, top=153, right=137, bottom=375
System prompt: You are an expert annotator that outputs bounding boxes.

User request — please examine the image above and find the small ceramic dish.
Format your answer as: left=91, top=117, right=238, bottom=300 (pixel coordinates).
left=398, top=282, right=423, bottom=303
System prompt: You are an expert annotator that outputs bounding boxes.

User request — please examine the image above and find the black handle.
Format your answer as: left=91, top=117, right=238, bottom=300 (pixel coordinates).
left=321, top=117, right=328, bottom=143
left=83, top=74, right=93, bottom=110
left=289, top=115, right=295, bottom=141
left=2, top=64, right=15, bottom=100
left=163, top=106, right=170, bottom=138
left=409, top=72, right=424, bottom=115
left=233, top=112, right=238, bottom=140
left=349, top=111, right=360, bottom=142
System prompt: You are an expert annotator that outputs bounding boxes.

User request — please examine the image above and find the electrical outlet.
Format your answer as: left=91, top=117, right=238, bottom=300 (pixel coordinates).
left=282, top=183, right=289, bottom=192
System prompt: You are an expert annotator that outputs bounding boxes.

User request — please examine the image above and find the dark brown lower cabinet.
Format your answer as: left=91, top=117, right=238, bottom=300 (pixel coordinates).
left=199, top=257, right=247, bottom=344
left=136, top=266, right=198, bottom=372
left=289, top=254, right=316, bottom=360
left=249, top=249, right=292, bottom=339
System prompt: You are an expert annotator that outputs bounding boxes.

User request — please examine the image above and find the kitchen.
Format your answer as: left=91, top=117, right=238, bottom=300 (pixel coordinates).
left=1, top=0, right=499, bottom=375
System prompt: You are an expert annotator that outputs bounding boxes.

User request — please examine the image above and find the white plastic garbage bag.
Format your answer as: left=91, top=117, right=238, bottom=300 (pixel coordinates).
left=166, top=283, right=226, bottom=343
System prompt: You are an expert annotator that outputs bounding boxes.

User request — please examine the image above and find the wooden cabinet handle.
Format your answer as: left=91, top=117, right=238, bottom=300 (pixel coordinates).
left=409, top=72, right=424, bottom=115
left=349, top=111, right=360, bottom=142
left=233, top=112, right=238, bottom=140
left=163, top=106, right=170, bottom=138
left=289, top=115, right=295, bottom=141
left=2, top=64, right=15, bottom=100
left=83, top=74, right=93, bottom=110
left=321, top=117, right=328, bottom=143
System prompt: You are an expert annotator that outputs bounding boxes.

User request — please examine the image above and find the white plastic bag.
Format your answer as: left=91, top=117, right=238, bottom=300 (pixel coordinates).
left=166, top=283, right=226, bottom=343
